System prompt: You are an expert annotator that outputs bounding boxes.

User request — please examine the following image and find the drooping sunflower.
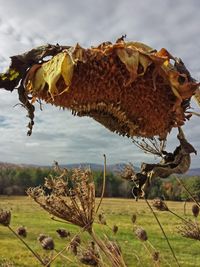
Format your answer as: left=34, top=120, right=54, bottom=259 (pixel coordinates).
left=23, top=38, right=199, bottom=139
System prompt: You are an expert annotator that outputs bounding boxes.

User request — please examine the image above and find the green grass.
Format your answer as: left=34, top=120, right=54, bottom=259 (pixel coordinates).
left=0, top=196, right=199, bottom=267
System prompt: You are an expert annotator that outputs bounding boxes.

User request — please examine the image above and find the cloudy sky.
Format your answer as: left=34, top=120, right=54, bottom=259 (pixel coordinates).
left=0, top=0, right=199, bottom=167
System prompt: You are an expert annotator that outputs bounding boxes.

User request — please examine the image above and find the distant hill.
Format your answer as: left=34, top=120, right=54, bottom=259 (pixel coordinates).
left=59, top=162, right=139, bottom=173
left=0, top=161, right=199, bottom=176
left=185, top=168, right=200, bottom=176
left=0, top=161, right=137, bottom=173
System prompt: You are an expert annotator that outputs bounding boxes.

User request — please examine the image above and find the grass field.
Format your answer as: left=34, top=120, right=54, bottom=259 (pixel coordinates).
left=0, top=196, right=199, bottom=267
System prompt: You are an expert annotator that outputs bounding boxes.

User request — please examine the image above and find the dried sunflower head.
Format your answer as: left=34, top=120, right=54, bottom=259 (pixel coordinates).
left=23, top=39, right=199, bottom=139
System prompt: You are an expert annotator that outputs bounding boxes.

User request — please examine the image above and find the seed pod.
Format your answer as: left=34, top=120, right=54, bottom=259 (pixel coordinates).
left=0, top=210, right=11, bottom=226
left=17, top=226, right=27, bottom=237
left=98, top=213, right=107, bottom=225
left=192, top=204, right=199, bottom=217
left=56, top=228, right=71, bottom=238
left=152, top=251, right=159, bottom=262
left=112, top=225, right=119, bottom=234
left=152, top=199, right=169, bottom=211
left=70, top=235, right=81, bottom=255
left=37, top=233, right=48, bottom=243
left=135, top=228, right=148, bottom=241
left=79, top=250, right=99, bottom=266
left=41, top=237, right=55, bottom=250
left=131, top=214, right=137, bottom=224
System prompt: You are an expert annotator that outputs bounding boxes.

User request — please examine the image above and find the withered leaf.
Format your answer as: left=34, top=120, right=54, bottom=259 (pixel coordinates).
left=194, top=88, right=200, bottom=107
left=25, top=51, right=75, bottom=99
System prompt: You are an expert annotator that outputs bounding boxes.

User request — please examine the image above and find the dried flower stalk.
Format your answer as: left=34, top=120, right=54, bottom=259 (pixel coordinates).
left=178, top=220, right=200, bottom=241
left=27, top=168, right=95, bottom=232
left=192, top=204, right=200, bottom=217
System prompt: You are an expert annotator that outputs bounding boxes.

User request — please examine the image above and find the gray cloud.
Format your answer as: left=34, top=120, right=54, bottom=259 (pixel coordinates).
left=0, top=0, right=199, bottom=167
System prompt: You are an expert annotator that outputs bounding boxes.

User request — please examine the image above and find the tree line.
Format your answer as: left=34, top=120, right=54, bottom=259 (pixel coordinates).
left=0, top=166, right=200, bottom=200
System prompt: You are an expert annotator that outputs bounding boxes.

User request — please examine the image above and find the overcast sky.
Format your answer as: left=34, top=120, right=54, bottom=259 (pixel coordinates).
left=0, top=0, right=199, bottom=167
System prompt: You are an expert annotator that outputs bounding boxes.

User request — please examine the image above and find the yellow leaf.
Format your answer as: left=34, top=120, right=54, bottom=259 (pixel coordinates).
left=138, top=54, right=152, bottom=76
left=27, top=51, right=75, bottom=99
left=126, top=42, right=154, bottom=53
left=42, top=51, right=74, bottom=98
left=116, top=48, right=139, bottom=84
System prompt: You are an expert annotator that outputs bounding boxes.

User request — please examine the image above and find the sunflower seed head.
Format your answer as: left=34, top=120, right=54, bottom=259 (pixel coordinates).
left=152, top=199, right=169, bottom=211
left=17, top=226, right=27, bottom=237
left=0, top=210, right=11, bottom=226
left=192, top=204, right=199, bottom=217
left=135, top=228, right=148, bottom=241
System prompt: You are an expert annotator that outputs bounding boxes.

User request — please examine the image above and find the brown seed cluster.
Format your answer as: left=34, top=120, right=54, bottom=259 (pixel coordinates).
left=192, top=204, right=199, bottom=217
left=120, top=164, right=135, bottom=180
left=135, top=228, right=148, bottom=241
left=42, top=53, right=177, bottom=139
left=152, top=251, right=160, bottom=262
left=152, top=199, right=169, bottom=211
left=131, top=214, right=137, bottom=224
left=112, top=225, right=119, bottom=234
left=27, top=168, right=95, bottom=231
left=0, top=210, right=11, bottom=226
left=178, top=220, right=200, bottom=241
left=70, top=235, right=81, bottom=255
left=98, top=213, right=107, bottom=225
left=40, top=237, right=55, bottom=250
left=79, top=241, right=99, bottom=266
left=16, top=226, right=27, bottom=237
left=25, top=41, right=199, bottom=139
left=56, top=228, right=71, bottom=238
